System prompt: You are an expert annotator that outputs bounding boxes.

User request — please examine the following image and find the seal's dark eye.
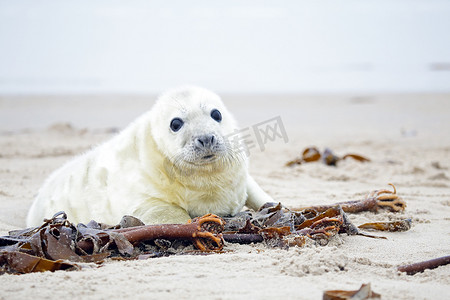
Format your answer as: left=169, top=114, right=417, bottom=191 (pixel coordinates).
left=211, top=109, right=222, bottom=122
left=170, top=118, right=184, bottom=132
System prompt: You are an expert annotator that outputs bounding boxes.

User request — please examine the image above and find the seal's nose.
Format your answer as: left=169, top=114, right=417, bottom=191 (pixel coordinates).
left=194, top=134, right=217, bottom=150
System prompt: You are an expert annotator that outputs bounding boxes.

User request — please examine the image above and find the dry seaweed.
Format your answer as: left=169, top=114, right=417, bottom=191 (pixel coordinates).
left=1, top=185, right=408, bottom=275
left=292, top=184, right=406, bottom=213
left=397, top=255, right=450, bottom=275
left=224, top=201, right=385, bottom=247
left=323, top=283, right=381, bottom=300
left=116, top=214, right=224, bottom=252
left=0, top=251, right=79, bottom=275
left=0, top=212, right=224, bottom=274
left=358, top=219, right=412, bottom=232
left=286, top=146, right=370, bottom=167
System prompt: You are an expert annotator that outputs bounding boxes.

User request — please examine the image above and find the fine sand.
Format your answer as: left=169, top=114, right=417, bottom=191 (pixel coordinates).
left=0, top=94, right=449, bottom=299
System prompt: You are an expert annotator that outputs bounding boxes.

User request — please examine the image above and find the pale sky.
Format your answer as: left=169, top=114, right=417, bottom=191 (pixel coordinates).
left=1, top=0, right=449, bottom=94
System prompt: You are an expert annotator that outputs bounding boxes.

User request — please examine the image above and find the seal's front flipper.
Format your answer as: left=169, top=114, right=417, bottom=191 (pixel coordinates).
left=245, top=175, right=274, bottom=211
left=133, top=198, right=191, bottom=224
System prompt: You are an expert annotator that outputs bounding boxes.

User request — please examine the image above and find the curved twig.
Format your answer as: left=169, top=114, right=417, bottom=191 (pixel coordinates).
left=398, top=255, right=450, bottom=275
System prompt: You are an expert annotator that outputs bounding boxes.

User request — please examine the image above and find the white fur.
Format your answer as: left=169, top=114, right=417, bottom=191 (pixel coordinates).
left=26, top=86, right=273, bottom=226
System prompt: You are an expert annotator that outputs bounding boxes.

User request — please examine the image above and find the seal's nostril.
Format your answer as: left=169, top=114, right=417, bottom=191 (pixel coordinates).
left=195, top=134, right=216, bottom=149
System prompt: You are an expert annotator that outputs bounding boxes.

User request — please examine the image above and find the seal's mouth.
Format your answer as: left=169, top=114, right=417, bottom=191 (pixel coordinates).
left=184, top=153, right=218, bottom=166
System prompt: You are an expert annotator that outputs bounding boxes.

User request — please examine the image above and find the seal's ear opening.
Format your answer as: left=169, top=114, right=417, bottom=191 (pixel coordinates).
left=170, top=118, right=184, bottom=132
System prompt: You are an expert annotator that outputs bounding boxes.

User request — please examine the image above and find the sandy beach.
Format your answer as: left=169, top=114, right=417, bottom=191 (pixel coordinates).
left=0, top=93, right=449, bottom=299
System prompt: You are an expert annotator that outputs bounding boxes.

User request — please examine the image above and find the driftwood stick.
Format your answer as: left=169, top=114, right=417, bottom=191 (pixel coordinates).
left=397, top=255, right=450, bottom=275
left=222, top=233, right=264, bottom=244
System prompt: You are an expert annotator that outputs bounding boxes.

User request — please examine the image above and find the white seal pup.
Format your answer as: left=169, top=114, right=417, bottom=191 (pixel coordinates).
left=26, top=86, right=273, bottom=226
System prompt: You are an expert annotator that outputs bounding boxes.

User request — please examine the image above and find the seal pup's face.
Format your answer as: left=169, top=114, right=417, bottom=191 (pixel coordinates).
left=150, top=86, right=243, bottom=175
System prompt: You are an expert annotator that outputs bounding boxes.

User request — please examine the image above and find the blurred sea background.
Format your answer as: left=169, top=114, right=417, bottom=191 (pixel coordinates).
left=1, top=0, right=449, bottom=94
left=0, top=0, right=449, bottom=133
